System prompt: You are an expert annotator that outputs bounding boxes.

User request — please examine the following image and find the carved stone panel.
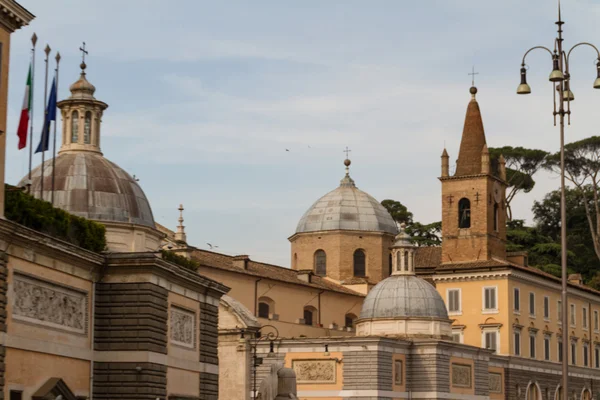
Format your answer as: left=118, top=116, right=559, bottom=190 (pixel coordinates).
left=489, top=372, right=503, bottom=393
left=12, top=273, right=87, bottom=334
left=292, top=360, right=336, bottom=384
left=451, top=363, right=472, bottom=388
left=170, top=305, right=195, bottom=349
left=394, top=360, right=403, bottom=385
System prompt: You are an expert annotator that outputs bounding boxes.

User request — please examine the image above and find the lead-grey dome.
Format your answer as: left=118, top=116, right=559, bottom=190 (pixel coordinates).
left=359, top=275, right=448, bottom=320
left=18, top=152, right=156, bottom=228
left=296, top=172, right=398, bottom=235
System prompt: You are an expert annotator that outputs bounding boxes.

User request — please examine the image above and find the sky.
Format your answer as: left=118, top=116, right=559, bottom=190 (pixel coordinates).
left=5, top=0, right=600, bottom=267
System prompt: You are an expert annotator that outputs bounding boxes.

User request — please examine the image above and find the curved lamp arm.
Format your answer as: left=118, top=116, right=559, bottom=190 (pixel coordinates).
left=521, top=46, right=554, bottom=66
left=567, top=42, right=600, bottom=68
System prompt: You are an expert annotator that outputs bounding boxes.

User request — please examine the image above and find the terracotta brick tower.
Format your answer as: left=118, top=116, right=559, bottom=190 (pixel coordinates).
left=439, top=86, right=507, bottom=264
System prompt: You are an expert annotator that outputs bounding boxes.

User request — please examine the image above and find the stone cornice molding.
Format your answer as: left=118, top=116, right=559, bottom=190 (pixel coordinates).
left=105, top=252, right=230, bottom=300
left=479, top=323, right=503, bottom=329
left=288, top=228, right=394, bottom=242
left=0, top=0, right=34, bottom=32
left=433, top=270, right=511, bottom=283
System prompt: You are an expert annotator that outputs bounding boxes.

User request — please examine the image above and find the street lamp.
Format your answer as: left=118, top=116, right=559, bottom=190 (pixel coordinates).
left=516, top=3, right=600, bottom=398
left=241, top=324, right=279, bottom=399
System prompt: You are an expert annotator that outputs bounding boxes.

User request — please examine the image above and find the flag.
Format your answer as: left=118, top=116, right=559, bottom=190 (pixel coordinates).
left=16, top=64, right=32, bottom=150
left=35, top=77, right=57, bottom=154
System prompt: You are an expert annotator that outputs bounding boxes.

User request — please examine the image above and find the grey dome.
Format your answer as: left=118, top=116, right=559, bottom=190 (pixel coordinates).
left=19, top=152, right=156, bottom=228
left=296, top=175, right=398, bottom=235
left=359, top=275, right=448, bottom=320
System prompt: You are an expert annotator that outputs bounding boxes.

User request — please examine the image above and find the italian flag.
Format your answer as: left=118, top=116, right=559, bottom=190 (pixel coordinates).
left=16, top=64, right=32, bottom=150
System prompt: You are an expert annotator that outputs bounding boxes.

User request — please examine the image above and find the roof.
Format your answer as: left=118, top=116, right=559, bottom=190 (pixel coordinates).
left=191, top=248, right=364, bottom=297
left=19, top=152, right=156, bottom=228
left=455, top=87, right=487, bottom=176
left=359, top=275, right=448, bottom=320
left=416, top=246, right=600, bottom=298
left=295, top=171, right=398, bottom=235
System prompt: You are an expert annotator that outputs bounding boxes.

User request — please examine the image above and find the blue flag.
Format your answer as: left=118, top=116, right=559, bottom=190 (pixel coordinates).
left=35, top=77, right=57, bottom=154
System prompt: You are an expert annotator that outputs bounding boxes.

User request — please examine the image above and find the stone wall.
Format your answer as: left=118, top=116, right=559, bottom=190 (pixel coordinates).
left=0, top=251, right=6, bottom=400
left=199, top=302, right=219, bottom=400
left=343, top=350, right=393, bottom=391
left=407, top=351, right=451, bottom=393
left=95, top=282, right=168, bottom=353
left=93, top=362, right=167, bottom=400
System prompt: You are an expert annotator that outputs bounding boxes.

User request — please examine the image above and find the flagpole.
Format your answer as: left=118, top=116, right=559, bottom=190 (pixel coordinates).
left=40, top=44, right=50, bottom=200
left=51, top=52, right=60, bottom=205
left=27, top=33, right=37, bottom=187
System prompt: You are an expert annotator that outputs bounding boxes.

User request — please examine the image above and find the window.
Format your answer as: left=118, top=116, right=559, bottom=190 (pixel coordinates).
left=303, top=308, right=314, bottom=326
left=493, top=203, right=499, bottom=231
left=514, top=330, right=521, bottom=356
left=514, top=287, right=520, bottom=312
left=448, top=289, right=461, bottom=314
left=258, top=302, right=270, bottom=319
left=583, top=307, right=588, bottom=329
left=345, top=313, right=356, bottom=328
left=388, top=253, right=392, bottom=276
left=452, top=332, right=462, bottom=343
left=458, top=198, right=471, bottom=228
left=558, top=300, right=562, bottom=322
left=527, top=383, right=539, bottom=400
left=353, top=249, right=366, bottom=277
left=71, top=110, right=79, bottom=142
left=484, top=331, right=497, bottom=352
left=544, top=336, right=551, bottom=361
left=9, top=391, right=22, bottom=400
left=314, top=250, right=326, bottom=275
left=530, top=333, right=536, bottom=358
left=483, top=287, right=497, bottom=311
left=84, top=111, right=92, bottom=144
left=583, top=390, right=592, bottom=400
left=570, top=304, right=576, bottom=326
left=571, top=342, right=577, bottom=365
left=595, top=346, right=599, bottom=368
left=544, top=297, right=550, bottom=319
left=558, top=340, right=563, bottom=362
left=583, top=343, right=589, bottom=367
left=529, top=292, right=535, bottom=316
left=556, top=386, right=563, bottom=400
left=595, top=310, right=599, bottom=331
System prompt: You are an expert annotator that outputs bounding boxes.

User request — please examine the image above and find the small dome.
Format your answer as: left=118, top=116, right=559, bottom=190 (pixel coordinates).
left=18, top=152, right=155, bottom=228
left=68, top=72, right=96, bottom=100
left=359, top=275, right=448, bottom=320
left=296, top=183, right=398, bottom=235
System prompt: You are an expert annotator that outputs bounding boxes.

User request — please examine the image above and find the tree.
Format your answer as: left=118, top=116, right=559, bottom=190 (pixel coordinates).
left=380, top=199, right=413, bottom=225
left=532, top=187, right=600, bottom=280
left=544, top=136, right=600, bottom=262
left=381, top=199, right=440, bottom=246
left=488, top=146, right=548, bottom=220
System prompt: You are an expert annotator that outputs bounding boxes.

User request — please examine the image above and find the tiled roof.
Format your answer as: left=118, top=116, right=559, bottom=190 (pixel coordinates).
left=191, top=249, right=364, bottom=297
left=415, top=246, right=600, bottom=297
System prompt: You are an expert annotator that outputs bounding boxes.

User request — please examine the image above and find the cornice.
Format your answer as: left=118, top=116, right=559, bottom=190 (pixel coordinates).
left=0, top=0, right=34, bottom=32
left=439, top=173, right=506, bottom=185
left=288, top=229, right=395, bottom=242
left=433, top=269, right=511, bottom=282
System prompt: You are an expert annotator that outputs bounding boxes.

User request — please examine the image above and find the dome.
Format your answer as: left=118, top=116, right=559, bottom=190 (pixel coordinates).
left=295, top=171, right=398, bottom=235
left=359, top=275, right=448, bottom=320
left=19, top=152, right=155, bottom=228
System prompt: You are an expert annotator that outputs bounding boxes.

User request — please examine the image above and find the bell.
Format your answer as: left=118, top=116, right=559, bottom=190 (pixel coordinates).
left=563, top=89, right=575, bottom=101
left=549, top=56, right=564, bottom=82
left=517, top=67, right=531, bottom=95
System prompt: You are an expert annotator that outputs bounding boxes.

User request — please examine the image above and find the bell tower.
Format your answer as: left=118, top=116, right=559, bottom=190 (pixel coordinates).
left=439, top=86, right=507, bottom=264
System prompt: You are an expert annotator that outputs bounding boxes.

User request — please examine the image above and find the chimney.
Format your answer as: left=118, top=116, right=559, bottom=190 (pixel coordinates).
left=441, top=148, right=449, bottom=177
left=297, top=269, right=313, bottom=283
left=481, top=144, right=490, bottom=174
left=568, top=273, right=583, bottom=285
left=232, top=255, right=250, bottom=270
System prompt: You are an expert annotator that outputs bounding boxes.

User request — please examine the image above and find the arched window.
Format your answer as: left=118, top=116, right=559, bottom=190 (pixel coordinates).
left=458, top=198, right=471, bottom=228
left=353, top=249, right=366, bottom=277
left=71, top=110, right=79, bottom=143
left=555, top=386, right=563, bottom=400
left=527, top=382, right=540, bottom=400
left=345, top=313, right=357, bottom=329
left=404, top=251, right=409, bottom=271
left=582, top=389, right=592, bottom=400
left=314, top=250, right=326, bottom=276
left=388, top=253, right=392, bottom=276
left=396, top=250, right=401, bottom=271
left=84, top=111, right=92, bottom=144
left=258, top=302, right=270, bottom=319
left=303, top=307, right=316, bottom=326
left=293, top=253, right=298, bottom=269
left=494, top=203, right=499, bottom=231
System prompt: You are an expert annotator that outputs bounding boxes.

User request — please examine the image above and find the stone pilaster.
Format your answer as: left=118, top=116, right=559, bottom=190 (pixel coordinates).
left=199, top=303, right=219, bottom=400
left=93, top=362, right=166, bottom=400
left=0, top=251, right=7, bottom=400
left=343, top=350, right=393, bottom=391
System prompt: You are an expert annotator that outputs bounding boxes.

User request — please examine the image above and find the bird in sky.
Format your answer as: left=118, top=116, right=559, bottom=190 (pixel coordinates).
left=207, top=243, right=219, bottom=249
left=285, top=149, right=290, bottom=152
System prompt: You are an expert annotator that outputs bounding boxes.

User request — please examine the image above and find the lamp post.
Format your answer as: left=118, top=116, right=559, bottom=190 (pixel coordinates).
left=241, top=324, right=279, bottom=399
left=517, top=3, right=600, bottom=398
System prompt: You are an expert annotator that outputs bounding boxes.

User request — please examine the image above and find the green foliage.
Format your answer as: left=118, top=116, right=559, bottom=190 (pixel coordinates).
left=161, top=250, right=199, bottom=271
left=5, top=185, right=106, bottom=252
left=381, top=199, right=413, bottom=224
left=406, top=221, right=442, bottom=247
